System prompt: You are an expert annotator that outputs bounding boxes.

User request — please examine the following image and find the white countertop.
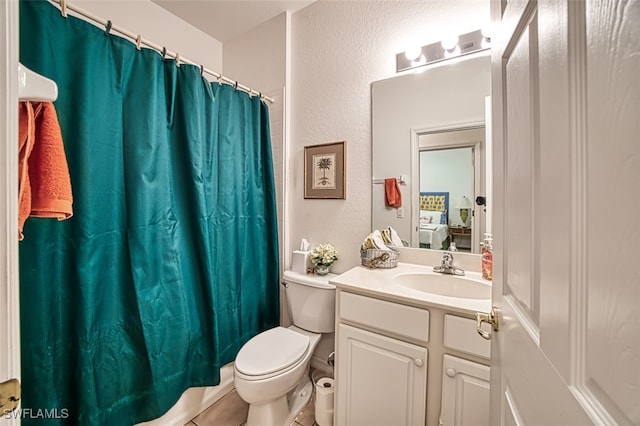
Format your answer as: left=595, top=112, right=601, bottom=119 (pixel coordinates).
left=330, top=262, right=492, bottom=315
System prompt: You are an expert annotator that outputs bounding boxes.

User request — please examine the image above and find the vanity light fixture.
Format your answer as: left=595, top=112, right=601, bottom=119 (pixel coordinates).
left=396, top=29, right=490, bottom=73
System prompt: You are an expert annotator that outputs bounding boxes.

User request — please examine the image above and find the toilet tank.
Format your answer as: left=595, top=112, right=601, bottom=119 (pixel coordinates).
left=283, top=270, right=336, bottom=333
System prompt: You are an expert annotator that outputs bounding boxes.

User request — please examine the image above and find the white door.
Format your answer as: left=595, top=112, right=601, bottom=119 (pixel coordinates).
left=489, top=0, right=639, bottom=425
left=336, top=324, right=427, bottom=426
left=439, top=354, right=490, bottom=426
left=1, top=0, right=22, bottom=424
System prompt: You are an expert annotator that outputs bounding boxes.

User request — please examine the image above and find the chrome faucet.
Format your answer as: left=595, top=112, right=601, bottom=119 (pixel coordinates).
left=433, top=251, right=465, bottom=276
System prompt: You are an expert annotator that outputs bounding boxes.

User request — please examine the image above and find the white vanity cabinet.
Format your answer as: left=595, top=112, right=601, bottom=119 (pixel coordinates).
left=337, top=324, right=428, bottom=425
left=335, top=291, right=430, bottom=425
left=439, top=314, right=490, bottom=425
left=334, top=288, right=491, bottom=426
left=439, top=354, right=490, bottom=426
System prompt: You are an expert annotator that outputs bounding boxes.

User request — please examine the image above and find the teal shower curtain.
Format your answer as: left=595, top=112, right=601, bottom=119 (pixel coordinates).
left=19, top=1, right=279, bottom=424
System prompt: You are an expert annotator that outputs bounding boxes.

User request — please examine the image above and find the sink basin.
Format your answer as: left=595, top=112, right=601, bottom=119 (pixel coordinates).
left=392, top=272, right=490, bottom=300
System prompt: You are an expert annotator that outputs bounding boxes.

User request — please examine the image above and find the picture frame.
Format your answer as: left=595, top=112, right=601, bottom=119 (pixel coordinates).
left=304, top=141, right=346, bottom=199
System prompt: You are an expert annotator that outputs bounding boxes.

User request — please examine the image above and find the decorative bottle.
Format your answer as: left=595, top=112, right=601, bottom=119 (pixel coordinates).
left=481, top=234, right=493, bottom=281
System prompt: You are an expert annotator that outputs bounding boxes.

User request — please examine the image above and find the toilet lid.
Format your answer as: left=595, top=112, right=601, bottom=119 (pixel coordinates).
left=235, top=327, right=310, bottom=376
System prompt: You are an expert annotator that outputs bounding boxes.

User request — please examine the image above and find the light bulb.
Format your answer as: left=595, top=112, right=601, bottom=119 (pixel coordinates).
left=404, top=46, right=423, bottom=62
left=441, top=34, right=459, bottom=52
left=481, top=25, right=491, bottom=41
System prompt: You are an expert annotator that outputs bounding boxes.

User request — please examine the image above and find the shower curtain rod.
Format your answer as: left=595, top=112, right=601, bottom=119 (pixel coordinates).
left=47, top=0, right=274, bottom=104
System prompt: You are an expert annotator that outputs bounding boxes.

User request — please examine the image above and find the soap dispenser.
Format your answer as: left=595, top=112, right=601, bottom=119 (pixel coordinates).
left=481, top=234, right=493, bottom=281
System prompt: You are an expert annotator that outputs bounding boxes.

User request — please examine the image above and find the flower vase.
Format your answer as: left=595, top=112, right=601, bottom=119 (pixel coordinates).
left=315, top=264, right=330, bottom=276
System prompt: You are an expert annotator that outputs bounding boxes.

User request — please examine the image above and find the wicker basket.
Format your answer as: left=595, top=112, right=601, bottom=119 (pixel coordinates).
left=360, top=248, right=399, bottom=269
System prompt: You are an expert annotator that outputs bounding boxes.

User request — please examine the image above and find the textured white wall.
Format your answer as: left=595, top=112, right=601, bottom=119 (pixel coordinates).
left=223, top=12, right=287, bottom=92
left=71, top=0, right=222, bottom=72
left=289, top=1, right=489, bottom=273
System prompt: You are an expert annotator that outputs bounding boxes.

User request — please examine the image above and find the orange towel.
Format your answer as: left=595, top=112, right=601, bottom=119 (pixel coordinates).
left=18, top=102, right=35, bottom=240
left=384, top=178, right=402, bottom=208
left=18, top=101, right=73, bottom=241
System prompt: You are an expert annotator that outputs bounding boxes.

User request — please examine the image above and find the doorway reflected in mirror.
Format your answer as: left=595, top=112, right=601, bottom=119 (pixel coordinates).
left=416, top=128, right=485, bottom=253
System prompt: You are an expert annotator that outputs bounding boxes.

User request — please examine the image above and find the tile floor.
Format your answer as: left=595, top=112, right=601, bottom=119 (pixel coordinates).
left=185, top=375, right=317, bottom=426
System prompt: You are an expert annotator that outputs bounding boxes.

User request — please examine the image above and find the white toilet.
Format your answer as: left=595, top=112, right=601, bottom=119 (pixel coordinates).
left=233, top=270, right=336, bottom=426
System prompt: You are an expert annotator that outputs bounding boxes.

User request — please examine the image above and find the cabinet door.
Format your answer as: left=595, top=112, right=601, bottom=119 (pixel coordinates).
left=439, top=355, right=489, bottom=426
left=336, top=324, right=427, bottom=426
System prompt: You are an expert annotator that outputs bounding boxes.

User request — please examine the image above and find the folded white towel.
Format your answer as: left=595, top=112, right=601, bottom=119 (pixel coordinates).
left=361, top=233, right=375, bottom=250
left=371, top=230, right=391, bottom=251
left=361, top=229, right=392, bottom=251
left=388, top=227, right=403, bottom=246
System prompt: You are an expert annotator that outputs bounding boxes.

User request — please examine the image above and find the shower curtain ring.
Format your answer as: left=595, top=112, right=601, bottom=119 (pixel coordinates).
left=161, top=47, right=167, bottom=60
left=234, top=81, right=238, bottom=90
left=104, top=20, right=112, bottom=36
left=60, top=0, right=68, bottom=17
left=135, top=34, right=142, bottom=50
left=175, top=53, right=181, bottom=67
left=200, top=65, right=204, bottom=76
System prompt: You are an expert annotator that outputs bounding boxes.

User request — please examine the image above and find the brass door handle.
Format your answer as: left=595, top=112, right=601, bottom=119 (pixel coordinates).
left=475, top=307, right=499, bottom=340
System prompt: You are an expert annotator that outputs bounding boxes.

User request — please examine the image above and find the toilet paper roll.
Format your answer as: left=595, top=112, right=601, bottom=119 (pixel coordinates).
left=315, top=377, right=334, bottom=426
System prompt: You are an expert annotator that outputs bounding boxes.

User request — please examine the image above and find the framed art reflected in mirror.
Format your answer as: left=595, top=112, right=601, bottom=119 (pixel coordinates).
left=304, top=141, right=346, bottom=199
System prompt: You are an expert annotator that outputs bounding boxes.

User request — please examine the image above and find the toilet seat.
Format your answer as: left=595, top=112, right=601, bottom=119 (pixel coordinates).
left=235, top=327, right=310, bottom=377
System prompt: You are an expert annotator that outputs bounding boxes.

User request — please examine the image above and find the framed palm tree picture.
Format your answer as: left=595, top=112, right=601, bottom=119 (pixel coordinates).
left=304, top=141, right=346, bottom=199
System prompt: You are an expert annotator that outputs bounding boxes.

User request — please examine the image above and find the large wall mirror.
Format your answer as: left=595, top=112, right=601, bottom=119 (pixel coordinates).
left=371, top=52, right=491, bottom=254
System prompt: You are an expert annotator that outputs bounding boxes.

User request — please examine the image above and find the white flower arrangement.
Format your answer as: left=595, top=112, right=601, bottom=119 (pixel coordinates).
left=309, top=243, right=339, bottom=267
